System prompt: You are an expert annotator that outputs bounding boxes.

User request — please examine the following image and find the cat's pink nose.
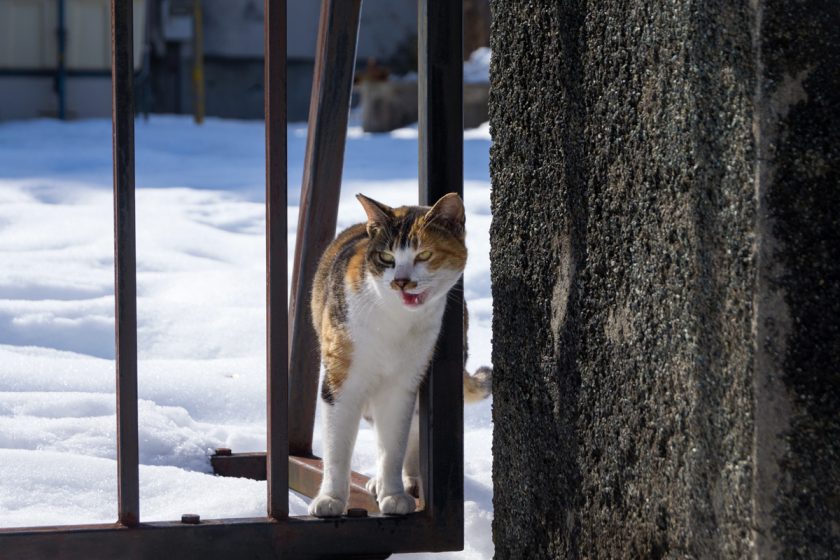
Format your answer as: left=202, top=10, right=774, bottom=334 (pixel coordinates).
left=393, top=278, right=410, bottom=290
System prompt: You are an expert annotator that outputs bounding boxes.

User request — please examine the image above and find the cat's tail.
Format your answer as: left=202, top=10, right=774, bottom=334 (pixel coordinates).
left=464, top=366, right=492, bottom=403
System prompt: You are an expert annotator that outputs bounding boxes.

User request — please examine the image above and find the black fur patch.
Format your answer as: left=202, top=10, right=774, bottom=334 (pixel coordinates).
left=327, top=237, right=362, bottom=324
left=396, top=213, right=415, bottom=248
left=320, top=379, right=335, bottom=405
left=328, top=264, right=348, bottom=324
left=367, top=208, right=426, bottom=260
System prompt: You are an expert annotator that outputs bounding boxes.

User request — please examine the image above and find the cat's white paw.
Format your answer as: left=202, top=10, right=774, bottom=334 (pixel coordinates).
left=365, top=477, right=378, bottom=497
left=378, top=492, right=416, bottom=515
left=309, top=494, right=346, bottom=517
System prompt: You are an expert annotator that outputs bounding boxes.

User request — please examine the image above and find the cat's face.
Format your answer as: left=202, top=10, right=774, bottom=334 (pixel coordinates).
left=357, top=193, right=467, bottom=310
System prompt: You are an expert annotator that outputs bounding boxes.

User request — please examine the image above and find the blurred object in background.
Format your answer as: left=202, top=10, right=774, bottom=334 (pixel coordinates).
left=359, top=47, right=490, bottom=134
left=152, top=0, right=418, bottom=122
left=357, top=0, right=490, bottom=133
left=0, top=0, right=489, bottom=127
left=463, top=0, right=490, bottom=60
left=354, top=57, right=390, bottom=85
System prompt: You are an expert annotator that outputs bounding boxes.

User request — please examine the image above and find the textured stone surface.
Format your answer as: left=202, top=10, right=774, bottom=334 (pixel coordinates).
left=753, top=2, right=840, bottom=557
left=489, top=1, right=839, bottom=558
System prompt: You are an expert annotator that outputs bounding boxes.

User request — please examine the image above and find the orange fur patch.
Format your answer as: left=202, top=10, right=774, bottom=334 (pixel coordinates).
left=391, top=206, right=409, bottom=219
left=346, top=244, right=367, bottom=291
left=320, top=319, right=353, bottom=395
left=418, top=227, right=467, bottom=272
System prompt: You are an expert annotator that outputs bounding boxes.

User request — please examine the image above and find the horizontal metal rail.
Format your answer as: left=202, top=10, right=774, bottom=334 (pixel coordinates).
left=0, top=69, right=114, bottom=77
left=211, top=451, right=424, bottom=514
left=0, top=516, right=460, bottom=559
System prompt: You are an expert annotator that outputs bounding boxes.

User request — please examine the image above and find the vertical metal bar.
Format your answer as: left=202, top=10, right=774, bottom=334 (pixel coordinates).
left=287, top=0, right=362, bottom=456
left=418, top=0, right=464, bottom=541
left=265, top=0, right=289, bottom=520
left=111, top=0, right=139, bottom=528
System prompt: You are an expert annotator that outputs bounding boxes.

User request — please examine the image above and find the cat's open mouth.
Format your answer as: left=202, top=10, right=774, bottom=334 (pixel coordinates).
left=401, top=290, right=427, bottom=307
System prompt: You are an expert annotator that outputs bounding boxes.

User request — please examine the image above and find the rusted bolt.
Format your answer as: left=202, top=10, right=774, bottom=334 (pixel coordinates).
left=181, top=514, right=201, bottom=524
left=214, top=448, right=232, bottom=456
left=346, top=508, right=368, bottom=518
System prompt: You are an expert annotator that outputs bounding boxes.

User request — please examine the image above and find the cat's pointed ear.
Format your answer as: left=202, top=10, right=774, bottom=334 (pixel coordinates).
left=425, top=193, right=465, bottom=237
left=356, top=194, right=393, bottom=235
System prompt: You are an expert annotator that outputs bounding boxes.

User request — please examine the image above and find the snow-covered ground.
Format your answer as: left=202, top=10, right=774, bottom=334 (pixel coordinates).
left=0, top=116, right=493, bottom=558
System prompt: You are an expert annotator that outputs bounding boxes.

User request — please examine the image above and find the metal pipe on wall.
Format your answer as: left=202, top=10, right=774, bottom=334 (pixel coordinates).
left=56, top=0, right=67, bottom=119
left=192, top=0, right=205, bottom=124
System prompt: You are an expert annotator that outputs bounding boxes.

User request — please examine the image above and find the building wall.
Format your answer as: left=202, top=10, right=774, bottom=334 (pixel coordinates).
left=173, top=0, right=417, bottom=121
left=0, top=0, right=145, bottom=70
left=0, top=77, right=57, bottom=120
left=1, top=0, right=417, bottom=121
left=0, top=0, right=145, bottom=120
left=489, top=1, right=839, bottom=558
left=202, top=0, right=415, bottom=62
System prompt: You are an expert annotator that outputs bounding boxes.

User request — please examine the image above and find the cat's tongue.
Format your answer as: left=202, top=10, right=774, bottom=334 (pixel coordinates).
left=402, top=291, right=425, bottom=307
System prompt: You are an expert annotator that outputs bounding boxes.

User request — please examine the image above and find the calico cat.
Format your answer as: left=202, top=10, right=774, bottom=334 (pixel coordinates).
left=308, top=192, right=491, bottom=517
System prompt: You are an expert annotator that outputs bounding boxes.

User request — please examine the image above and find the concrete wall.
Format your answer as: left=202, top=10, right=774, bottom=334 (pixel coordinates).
left=489, top=1, right=839, bottom=558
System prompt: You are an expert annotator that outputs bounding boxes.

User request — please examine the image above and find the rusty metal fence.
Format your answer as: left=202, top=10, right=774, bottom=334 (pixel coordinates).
left=0, top=0, right=464, bottom=558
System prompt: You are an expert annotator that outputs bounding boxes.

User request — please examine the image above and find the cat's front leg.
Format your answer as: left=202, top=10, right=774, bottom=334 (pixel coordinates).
left=402, top=409, right=422, bottom=498
left=369, top=386, right=418, bottom=515
left=309, top=386, right=364, bottom=517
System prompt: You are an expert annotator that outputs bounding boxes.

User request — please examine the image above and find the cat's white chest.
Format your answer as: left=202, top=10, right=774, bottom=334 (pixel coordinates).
left=346, top=289, right=444, bottom=383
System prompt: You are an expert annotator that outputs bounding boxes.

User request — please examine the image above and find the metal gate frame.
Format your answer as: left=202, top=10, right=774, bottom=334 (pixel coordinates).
left=0, top=0, right=465, bottom=557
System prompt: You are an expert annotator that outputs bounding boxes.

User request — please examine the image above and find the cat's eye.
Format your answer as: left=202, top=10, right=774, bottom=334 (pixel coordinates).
left=416, top=250, right=432, bottom=262
left=379, top=251, right=395, bottom=264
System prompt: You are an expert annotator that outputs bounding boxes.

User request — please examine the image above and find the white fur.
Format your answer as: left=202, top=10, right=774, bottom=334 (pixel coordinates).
left=309, top=246, right=461, bottom=517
